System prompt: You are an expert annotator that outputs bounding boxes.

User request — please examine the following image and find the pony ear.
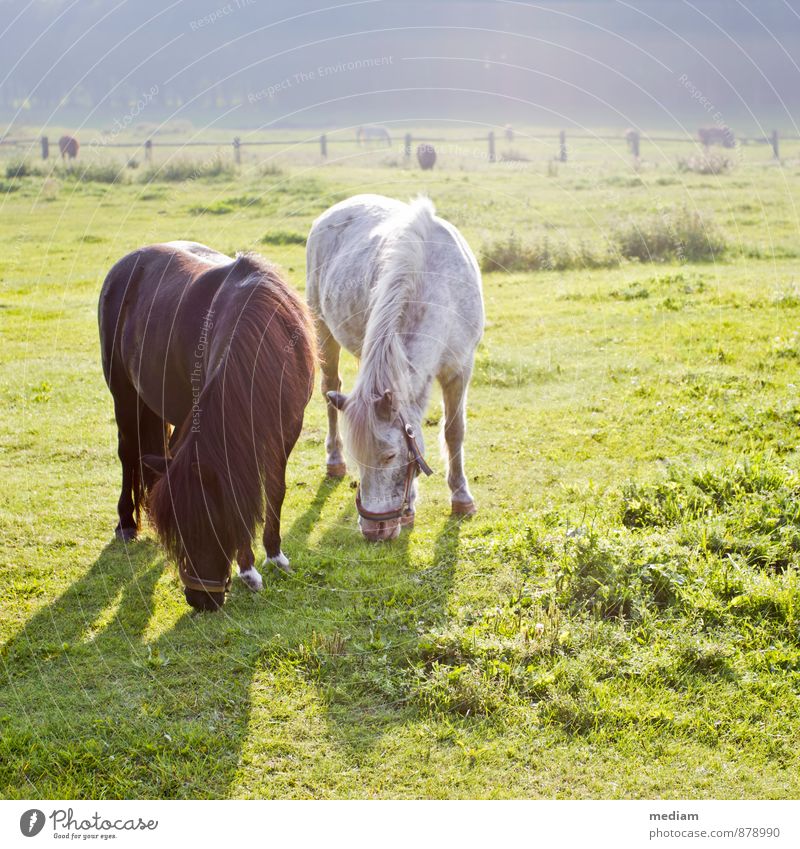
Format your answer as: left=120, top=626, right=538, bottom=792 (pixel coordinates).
left=141, top=454, right=171, bottom=476
left=326, top=391, right=348, bottom=411
left=375, top=389, right=393, bottom=420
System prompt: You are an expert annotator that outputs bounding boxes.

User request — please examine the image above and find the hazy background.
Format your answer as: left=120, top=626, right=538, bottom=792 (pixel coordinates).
left=1, top=0, right=799, bottom=134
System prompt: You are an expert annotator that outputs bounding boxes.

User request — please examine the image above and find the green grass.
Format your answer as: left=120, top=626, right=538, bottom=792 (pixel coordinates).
left=1, top=135, right=799, bottom=799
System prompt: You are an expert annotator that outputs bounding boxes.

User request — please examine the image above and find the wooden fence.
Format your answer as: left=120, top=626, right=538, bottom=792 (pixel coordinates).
left=0, top=128, right=794, bottom=164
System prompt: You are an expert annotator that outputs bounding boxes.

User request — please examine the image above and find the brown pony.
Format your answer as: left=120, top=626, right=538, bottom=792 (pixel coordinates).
left=59, top=134, right=79, bottom=159
left=98, top=242, right=315, bottom=611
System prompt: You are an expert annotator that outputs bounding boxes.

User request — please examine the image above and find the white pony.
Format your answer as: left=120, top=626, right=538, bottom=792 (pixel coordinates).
left=306, top=194, right=484, bottom=541
left=356, top=125, right=392, bottom=146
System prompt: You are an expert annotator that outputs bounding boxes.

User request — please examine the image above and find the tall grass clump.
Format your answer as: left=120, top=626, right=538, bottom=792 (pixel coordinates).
left=260, top=230, right=306, bottom=246
left=5, top=159, right=44, bottom=179
left=677, top=153, right=732, bottom=175
left=58, top=162, right=125, bottom=184
left=481, top=233, right=619, bottom=273
left=614, top=205, right=726, bottom=263
left=140, top=154, right=235, bottom=183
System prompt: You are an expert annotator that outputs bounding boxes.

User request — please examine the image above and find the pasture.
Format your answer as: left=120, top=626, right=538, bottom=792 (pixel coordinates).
left=1, top=128, right=799, bottom=798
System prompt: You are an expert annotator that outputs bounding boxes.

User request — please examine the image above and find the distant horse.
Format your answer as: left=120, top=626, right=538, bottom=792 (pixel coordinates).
left=698, top=126, right=735, bottom=148
left=307, top=195, right=484, bottom=541
left=59, top=134, right=79, bottom=159
left=99, top=242, right=315, bottom=610
left=356, top=125, right=392, bottom=146
left=624, top=128, right=640, bottom=158
left=416, top=143, right=436, bottom=170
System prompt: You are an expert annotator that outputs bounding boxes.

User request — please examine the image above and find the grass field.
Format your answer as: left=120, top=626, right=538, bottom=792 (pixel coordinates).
left=1, top=129, right=799, bottom=798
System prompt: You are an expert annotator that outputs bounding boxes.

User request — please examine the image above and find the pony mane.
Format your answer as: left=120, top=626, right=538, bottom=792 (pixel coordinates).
left=148, top=262, right=315, bottom=569
left=344, top=195, right=436, bottom=458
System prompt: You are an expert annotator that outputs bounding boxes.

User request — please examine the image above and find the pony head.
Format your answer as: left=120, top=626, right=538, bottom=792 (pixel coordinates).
left=143, top=436, right=243, bottom=611
left=327, top=389, right=431, bottom=542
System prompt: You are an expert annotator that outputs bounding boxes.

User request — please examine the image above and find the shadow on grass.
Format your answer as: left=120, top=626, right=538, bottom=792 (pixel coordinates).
left=0, top=535, right=262, bottom=798
left=284, top=512, right=465, bottom=765
left=0, top=477, right=465, bottom=798
left=0, top=475, right=348, bottom=799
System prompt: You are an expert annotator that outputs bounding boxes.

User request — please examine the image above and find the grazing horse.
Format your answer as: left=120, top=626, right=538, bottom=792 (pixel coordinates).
left=416, top=144, right=436, bottom=170
left=59, top=134, right=79, bottom=159
left=698, top=126, right=735, bottom=148
left=98, top=242, right=315, bottom=610
left=307, top=195, right=484, bottom=541
left=356, top=125, right=392, bottom=146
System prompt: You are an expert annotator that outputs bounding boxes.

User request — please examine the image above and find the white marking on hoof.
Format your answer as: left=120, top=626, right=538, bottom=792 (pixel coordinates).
left=267, top=550, right=292, bottom=574
left=238, top=566, right=264, bottom=592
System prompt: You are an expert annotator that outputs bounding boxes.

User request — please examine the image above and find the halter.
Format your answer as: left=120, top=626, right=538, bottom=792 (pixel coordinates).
left=355, top=414, right=434, bottom=523
left=179, top=561, right=231, bottom=596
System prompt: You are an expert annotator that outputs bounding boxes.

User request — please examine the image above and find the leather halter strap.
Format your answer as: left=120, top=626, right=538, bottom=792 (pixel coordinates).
left=355, top=414, right=433, bottom=523
left=179, top=562, right=231, bottom=595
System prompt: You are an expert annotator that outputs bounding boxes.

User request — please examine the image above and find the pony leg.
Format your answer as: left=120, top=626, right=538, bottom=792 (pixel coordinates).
left=318, top=319, right=346, bottom=477
left=236, top=543, right=263, bottom=592
left=263, top=471, right=291, bottom=573
left=111, top=384, right=167, bottom=540
left=115, top=429, right=139, bottom=540
left=440, top=371, right=477, bottom=516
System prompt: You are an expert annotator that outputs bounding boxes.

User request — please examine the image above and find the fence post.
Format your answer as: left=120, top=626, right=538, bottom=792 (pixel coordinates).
left=144, top=139, right=153, bottom=163
left=559, top=130, right=567, bottom=162
left=41, top=135, right=49, bottom=160
left=233, top=136, right=241, bottom=164
left=404, top=133, right=412, bottom=160
left=488, top=131, right=495, bottom=163
left=320, top=134, right=327, bottom=158
left=770, top=129, right=779, bottom=160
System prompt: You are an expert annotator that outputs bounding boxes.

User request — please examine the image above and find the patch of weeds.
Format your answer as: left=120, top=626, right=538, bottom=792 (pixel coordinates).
left=30, top=381, right=52, bottom=403
left=59, top=163, right=124, bottom=184
left=604, top=174, right=645, bottom=188
left=555, top=532, right=689, bottom=619
left=614, top=205, right=726, bottom=263
left=188, top=201, right=235, bottom=215
left=620, top=478, right=708, bottom=529
left=677, top=154, right=733, bottom=175
left=412, top=662, right=511, bottom=716
left=480, top=233, right=619, bottom=273
left=678, top=639, right=734, bottom=677
left=771, top=332, right=799, bottom=359
left=260, top=230, right=306, bottom=246
left=190, top=194, right=265, bottom=215
left=610, top=282, right=650, bottom=301
left=5, top=160, right=44, bottom=179
left=770, top=287, right=800, bottom=308
left=141, top=155, right=235, bottom=183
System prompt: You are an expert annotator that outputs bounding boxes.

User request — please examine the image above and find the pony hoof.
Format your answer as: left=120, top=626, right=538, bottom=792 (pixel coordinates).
left=327, top=462, right=347, bottom=478
left=451, top=500, right=477, bottom=517
left=267, top=551, right=293, bottom=574
left=115, top=526, right=137, bottom=541
left=239, top=567, right=264, bottom=592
